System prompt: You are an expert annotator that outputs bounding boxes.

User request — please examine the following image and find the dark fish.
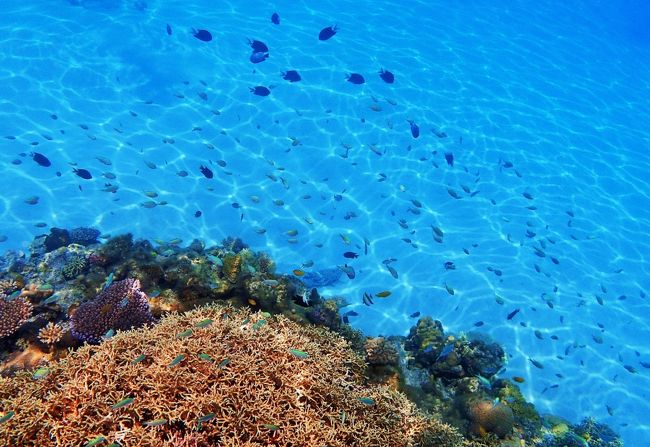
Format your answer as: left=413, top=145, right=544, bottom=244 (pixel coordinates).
left=343, top=251, right=359, bottom=259
left=73, top=168, right=92, bottom=179
left=248, top=39, right=269, bottom=53
left=250, top=51, right=269, bottom=63
left=194, top=210, right=202, bottom=218
left=31, top=152, right=51, bottom=167
left=474, top=321, right=484, bottom=327
left=444, top=152, right=454, bottom=166
left=282, top=70, right=301, bottom=82
left=506, top=308, right=520, bottom=320
left=199, top=165, right=213, bottom=179
left=386, top=265, right=398, bottom=279
left=343, top=310, right=359, bottom=317
left=166, top=24, right=172, bottom=35
left=529, top=358, right=544, bottom=369
left=271, top=12, right=280, bottom=25
left=346, top=73, right=365, bottom=85
left=250, top=86, right=271, bottom=96
left=379, top=68, right=394, bottom=83
left=409, top=311, right=420, bottom=318
left=192, top=29, right=212, bottom=42
left=319, top=25, right=338, bottom=41
left=339, top=264, right=355, bottom=279
left=362, top=291, right=374, bottom=306
left=444, top=261, right=455, bottom=270
left=407, top=120, right=419, bottom=138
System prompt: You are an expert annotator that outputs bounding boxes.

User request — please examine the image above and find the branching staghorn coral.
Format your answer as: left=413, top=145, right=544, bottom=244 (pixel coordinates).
left=0, top=304, right=465, bottom=447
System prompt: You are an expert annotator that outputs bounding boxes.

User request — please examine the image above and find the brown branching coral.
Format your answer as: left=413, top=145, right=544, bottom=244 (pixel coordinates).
left=37, top=322, right=65, bottom=345
left=0, top=304, right=465, bottom=447
left=365, top=336, right=399, bottom=366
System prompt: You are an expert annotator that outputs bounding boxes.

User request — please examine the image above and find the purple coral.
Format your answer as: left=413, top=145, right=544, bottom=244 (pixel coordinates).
left=70, top=278, right=155, bottom=343
left=0, top=296, right=33, bottom=339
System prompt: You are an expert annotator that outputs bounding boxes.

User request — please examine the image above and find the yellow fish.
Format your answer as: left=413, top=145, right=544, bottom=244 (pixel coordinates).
left=375, top=291, right=392, bottom=298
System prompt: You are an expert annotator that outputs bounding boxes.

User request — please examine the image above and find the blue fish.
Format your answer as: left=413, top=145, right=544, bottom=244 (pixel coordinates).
left=318, top=25, right=337, bottom=41
left=199, top=165, right=213, bottom=178
left=409, top=311, right=420, bottom=318
left=338, top=264, right=356, bottom=279
left=250, top=86, right=271, bottom=96
left=248, top=39, right=269, bottom=53
left=250, top=51, right=269, bottom=63
left=379, top=68, right=394, bottom=84
left=444, top=152, right=454, bottom=166
left=192, top=29, right=212, bottom=42
left=407, top=120, right=419, bottom=138
left=282, top=70, right=301, bottom=82
left=73, top=168, right=92, bottom=179
left=103, top=272, right=114, bottom=290
left=271, top=12, right=280, bottom=25
left=435, top=343, right=455, bottom=362
left=346, top=73, right=365, bottom=85
left=166, top=24, right=172, bottom=35
left=31, top=152, right=51, bottom=167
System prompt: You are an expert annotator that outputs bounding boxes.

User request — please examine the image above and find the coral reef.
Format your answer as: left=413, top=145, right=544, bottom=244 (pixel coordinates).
left=466, top=399, right=514, bottom=438
left=70, top=278, right=155, bottom=343
left=0, top=296, right=32, bottom=339
left=37, top=322, right=66, bottom=346
left=0, top=304, right=465, bottom=447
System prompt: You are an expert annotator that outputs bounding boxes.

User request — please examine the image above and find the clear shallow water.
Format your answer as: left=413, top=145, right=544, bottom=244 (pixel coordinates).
left=1, top=0, right=649, bottom=444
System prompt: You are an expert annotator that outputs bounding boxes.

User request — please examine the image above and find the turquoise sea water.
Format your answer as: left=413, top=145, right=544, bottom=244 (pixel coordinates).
left=1, top=0, right=649, bottom=444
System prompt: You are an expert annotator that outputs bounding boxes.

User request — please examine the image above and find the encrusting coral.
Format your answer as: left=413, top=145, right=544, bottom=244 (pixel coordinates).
left=0, top=304, right=466, bottom=447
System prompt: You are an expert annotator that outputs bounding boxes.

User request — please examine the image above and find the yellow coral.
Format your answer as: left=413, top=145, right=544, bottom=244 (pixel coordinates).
left=37, top=322, right=65, bottom=345
left=0, top=304, right=464, bottom=447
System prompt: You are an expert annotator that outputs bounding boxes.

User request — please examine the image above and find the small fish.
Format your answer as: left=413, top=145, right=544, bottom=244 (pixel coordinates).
left=0, top=410, right=15, bottom=424
left=375, top=290, right=391, bottom=298
left=346, top=73, right=365, bottom=85
left=379, top=68, right=394, bottom=83
left=343, top=251, right=358, bottom=259
left=192, top=28, right=212, bottom=42
left=512, top=376, right=525, bottom=383
left=338, top=264, right=355, bottom=279
left=95, top=156, right=112, bottom=165
left=339, top=233, right=351, bottom=244
left=409, top=311, right=420, bottom=318
left=474, top=321, right=484, bottom=327
left=271, top=12, right=280, bottom=25
left=199, top=165, right=213, bottom=178
left=41, top=293, right=60, bottom=305
left=262, top=279, right=279, bottom=287
left=250, top=86, right=271, bottom=96
left=177, top=170, right=188, bottom=177
left=168, top=354, right=185, bottom=367
left=198, top=353, right=214, bottom=362
left=444, top=152, right=454, bottom=166
left=177, top=329, right=193, bottom=339
left=31, top=152, right=51, bottom=167
left=318, top=25, right=338, bottom=41
left=358, top=397, right=375, bottom=405
left=444, top=283, right=455, bottom=296
left=386, top=265, right=398, bottom=279
left=103, top=328, right=115, bottom=339
left=111, top=397, right=135, bottom=409
left=194, top=318, right=214, bottom=328
left=282, top=70, right=301, bottom=82
left=24, top=196, right=39, bottom=205
left=198, top=412, right=217, bottom=423
left=362, top=292, right=374, bottom=306
left=343, top=310, right=359, bottom=317
left=289, top=349, right=309, bottom=359
left=407, top=120, right=419, bottom=138
left=506, top=308, right=520, bottom=320
left=529, top=358, right=544, bottom=369
left=131, top=354, right=146, bottom=364
left=624, top=365, right=637, bottom=374
left=166, top=24, right=172, bottom=35
left=32, top=367, right=50, bottom=379
left=250, top=51, right=269, bottom=63
left=292, top=269, right=305, bottom=277
left=144, top=418, right=168, bottom=427
left=84, top=436, right=106, bottom=447
left=263, top=423, right=280, bottom=430
left=194, top=210, right=202, bottom=218
left=73, top=168, right=92, bottom=179
left=218, top=358, right=230, bottom=368
left=103, top=272, right=114, bottom=290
